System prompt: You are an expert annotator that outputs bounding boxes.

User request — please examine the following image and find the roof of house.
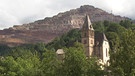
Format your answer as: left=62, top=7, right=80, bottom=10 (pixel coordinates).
left=56, top=49, right=64, bottom=55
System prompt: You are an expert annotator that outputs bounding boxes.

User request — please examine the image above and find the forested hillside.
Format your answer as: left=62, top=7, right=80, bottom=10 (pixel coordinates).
left=0, top=20, right=135, bottom=75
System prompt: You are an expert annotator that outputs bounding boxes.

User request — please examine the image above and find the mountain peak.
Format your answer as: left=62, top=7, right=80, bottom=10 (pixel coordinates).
left=0, top=5, right=130, bottom=46
left=80, top=5, right=95, bottom=10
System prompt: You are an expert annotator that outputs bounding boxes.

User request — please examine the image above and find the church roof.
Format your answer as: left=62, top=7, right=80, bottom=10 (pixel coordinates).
left=95, top=32, right=108, bottom=46
left=82, top=15, right=94, bottom=30
left=103, top=33, right=108, bottom=41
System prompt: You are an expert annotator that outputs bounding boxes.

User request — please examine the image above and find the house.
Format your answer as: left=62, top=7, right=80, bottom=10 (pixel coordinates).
left=56, top=49, right=65, bottom=60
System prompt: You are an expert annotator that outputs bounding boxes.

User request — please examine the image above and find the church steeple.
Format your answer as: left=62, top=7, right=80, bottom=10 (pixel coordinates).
left=81, top=15, right=110, bottom=66
left=82, top=15, right=94, bottom=30
left=81, top=15, right=95, bottom=57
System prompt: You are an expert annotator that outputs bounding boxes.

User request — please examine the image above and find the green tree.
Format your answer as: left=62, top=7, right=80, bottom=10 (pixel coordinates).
left=0, top=55, right=41, bottom=76
left=56, top=42, right=103, bottom=76
left=103, top=20, right=110, bottom=28
left=40, top=50, right=59, bottom=76
left=46, top=29, right=81, bottom=50
left=62, top=47, right=86, bottom=76
left=0, top=45, right=10, bottom=56
left=106, top=23, right=126, bottom=34
left=86, top=58, right=104, bottom=76
left=110, top=30, right=135, bottom=76
left=1, top=45, right=42, bottom=76
left=0, top=56, right=19, bottom=76
left=120, top=20, right=132, bottom=29
left=16, top=55, right=41, bottom=76
left=93, top=21, right=105, bottom=33
left=106, top=32, right=120, bottom=50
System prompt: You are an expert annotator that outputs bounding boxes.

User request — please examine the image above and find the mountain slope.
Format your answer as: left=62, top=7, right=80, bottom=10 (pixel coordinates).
left=0, top=5, right=130, bottom=46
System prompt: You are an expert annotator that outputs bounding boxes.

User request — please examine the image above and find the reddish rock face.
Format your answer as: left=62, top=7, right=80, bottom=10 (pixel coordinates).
left=0, top=5, right=129, bottom=47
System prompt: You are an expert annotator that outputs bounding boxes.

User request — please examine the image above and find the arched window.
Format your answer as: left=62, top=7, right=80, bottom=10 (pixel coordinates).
left=106, top=48, right=108, bottom=57
left=91, top=40, right=93, bottom=44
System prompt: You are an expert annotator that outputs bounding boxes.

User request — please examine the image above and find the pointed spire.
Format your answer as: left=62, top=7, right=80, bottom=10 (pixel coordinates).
left=83, top=15, right=94, bottom=30
left=103, top=33, right=108, bottom=41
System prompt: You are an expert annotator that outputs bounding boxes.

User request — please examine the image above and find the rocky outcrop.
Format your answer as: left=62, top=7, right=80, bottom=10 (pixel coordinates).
left=0, top=5, right=130, bottom=46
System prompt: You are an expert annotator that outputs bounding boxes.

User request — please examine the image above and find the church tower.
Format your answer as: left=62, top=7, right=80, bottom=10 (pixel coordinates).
left=81, top=15, right=94, bottom=57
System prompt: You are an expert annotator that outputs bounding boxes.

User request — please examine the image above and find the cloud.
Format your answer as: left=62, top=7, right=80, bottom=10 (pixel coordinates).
left=0, top=9, right=19, bottom=29
left=0, top=0, right=135, bottom=29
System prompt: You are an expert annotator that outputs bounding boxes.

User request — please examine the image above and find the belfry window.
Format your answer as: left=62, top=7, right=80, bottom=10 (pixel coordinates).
left=84, top=40, right=87, bottom=44
left=91, top=40, right=93, bottom=44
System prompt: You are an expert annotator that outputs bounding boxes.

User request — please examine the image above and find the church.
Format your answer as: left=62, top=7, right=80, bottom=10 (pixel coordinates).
left=81, top=15, right=110, bottom=65
left=56, top=15, right=110, bottom=65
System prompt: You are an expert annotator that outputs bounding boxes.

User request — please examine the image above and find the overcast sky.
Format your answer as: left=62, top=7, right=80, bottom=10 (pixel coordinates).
left=0, top=0, right=135, bottom=29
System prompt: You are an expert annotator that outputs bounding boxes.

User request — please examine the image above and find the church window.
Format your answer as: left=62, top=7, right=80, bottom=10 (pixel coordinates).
left=106, top=48, right=108, bottom=57
left=91, top=40, right=93, bottom=44
left=84, top=40, right=87, bottom=44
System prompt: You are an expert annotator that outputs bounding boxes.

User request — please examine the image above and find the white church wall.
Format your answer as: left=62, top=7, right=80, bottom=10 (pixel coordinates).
left=102, top=40, right=110, bottom=64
